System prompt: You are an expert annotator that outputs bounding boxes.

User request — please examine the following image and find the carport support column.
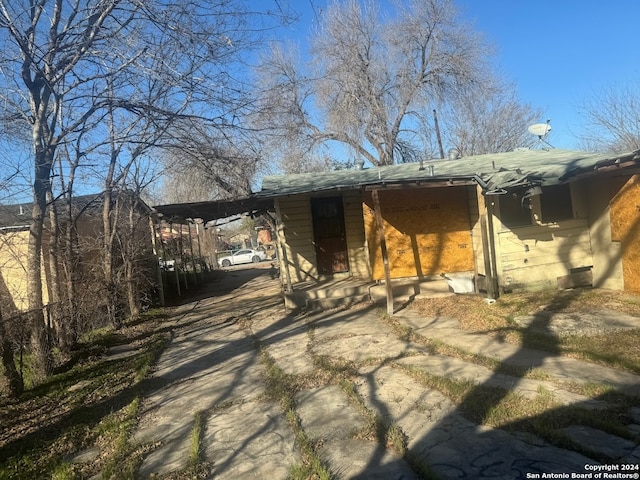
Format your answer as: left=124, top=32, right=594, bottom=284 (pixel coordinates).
left=371, top=189, right=394, bottom=316
left=149, top=218, right=165, bottom=307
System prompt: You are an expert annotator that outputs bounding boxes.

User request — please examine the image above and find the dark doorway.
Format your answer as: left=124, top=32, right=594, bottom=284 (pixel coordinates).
left=311, top=196, right=349, bottom=274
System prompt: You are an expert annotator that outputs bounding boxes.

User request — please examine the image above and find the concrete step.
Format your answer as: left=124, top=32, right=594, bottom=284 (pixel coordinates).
left=305, top=293, right=372, bottom=311
left=370, top=278, right=453, bottom=303
left=284, top=279, right=375, bottom=310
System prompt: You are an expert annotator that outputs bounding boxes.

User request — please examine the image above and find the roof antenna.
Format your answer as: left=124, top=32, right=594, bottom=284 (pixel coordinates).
left=527, top=119, right=554, bottom=150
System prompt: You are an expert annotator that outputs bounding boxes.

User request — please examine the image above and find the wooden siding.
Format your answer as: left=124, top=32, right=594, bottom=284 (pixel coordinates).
left=0, top=230, right=48, bottom=310
left=275, top=195, right=317, bottom=283
left=342, top=190, right=370, bottom=279
left=276, top=190, right=370, bottom=283
left=363, top=186, right=474, bottom=280
left=496, top=218, right=593, bottom=289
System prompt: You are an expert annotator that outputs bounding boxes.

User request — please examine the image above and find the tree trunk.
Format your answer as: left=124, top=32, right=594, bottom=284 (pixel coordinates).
left=27, top=184, right=53, bottom=377
left=125, top=259, right=139, bottom=319
left=28, top=155, right=54, bottom=379
left=46, top=189, right=65, bottom=351
left=61, top=197, right=79, bottom=349
left=0, top=304, right=23, bottom=397
left=103, top=189, right=120, bottom=329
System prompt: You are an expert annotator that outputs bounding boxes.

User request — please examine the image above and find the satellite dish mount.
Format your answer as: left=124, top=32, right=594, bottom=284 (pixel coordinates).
left=527, top=119, right=553, bottom=149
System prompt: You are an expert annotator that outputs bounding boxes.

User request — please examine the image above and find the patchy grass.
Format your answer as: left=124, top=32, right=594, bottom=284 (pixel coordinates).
left=382, top=314, right=551, bottom=381
left=0, top=312, right=170, bottom=480
left=398, top=362, right=636, bottom=463
left=410, top=288, right=640, bottom=374
left=257, top=347, right=332, bottom=480
left=312, top=354, right=438, bottom=478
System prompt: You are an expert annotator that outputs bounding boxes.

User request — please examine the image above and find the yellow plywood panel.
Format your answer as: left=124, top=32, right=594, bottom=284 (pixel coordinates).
left=363, top=187, right=473, bottom=280
left=610, top=174, right=640, bottom=293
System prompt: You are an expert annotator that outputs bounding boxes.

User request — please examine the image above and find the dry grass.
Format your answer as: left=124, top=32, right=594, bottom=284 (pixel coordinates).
left=413, top=288, right=640, bottom=328
left=410, top=288, right=640, bottom=374
left=0, top=314, right=169, bottom=480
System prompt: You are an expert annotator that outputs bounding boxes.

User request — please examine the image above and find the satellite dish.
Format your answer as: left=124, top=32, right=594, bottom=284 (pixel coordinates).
left=527, top=119, right=554, bottom=149
left=528, top=122, right=551, bottom=138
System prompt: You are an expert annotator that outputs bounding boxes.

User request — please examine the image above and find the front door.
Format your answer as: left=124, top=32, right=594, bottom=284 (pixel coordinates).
left=311, top=196, right=349, bottom=274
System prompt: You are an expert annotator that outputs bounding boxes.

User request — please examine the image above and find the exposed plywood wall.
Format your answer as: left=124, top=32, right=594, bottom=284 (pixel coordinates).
left=610, top=174, right=640, bottom=294
left=363, top=187, right=474, bottom=280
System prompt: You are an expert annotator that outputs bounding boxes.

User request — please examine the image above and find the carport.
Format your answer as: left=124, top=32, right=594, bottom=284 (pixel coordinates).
left=150, top=195, right=275, bottom=303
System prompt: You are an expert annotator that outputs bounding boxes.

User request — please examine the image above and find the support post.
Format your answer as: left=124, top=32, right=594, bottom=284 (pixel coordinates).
left=371, top=189, right=394, bottom=316
left=188, top=221, right=197, bottom=285
left=149, top=218, right=165, bottom=307
left=485, top=199, right=500, bottom=297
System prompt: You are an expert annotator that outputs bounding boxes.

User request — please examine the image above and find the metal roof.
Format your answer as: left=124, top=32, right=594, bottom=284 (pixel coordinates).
left=0, top=192, right=154, bottom=229
left=152, top=195, right=274, bottom=224
left=142, top=149, right=640, bottom=224
left=258, top=149, right=640, bottom=197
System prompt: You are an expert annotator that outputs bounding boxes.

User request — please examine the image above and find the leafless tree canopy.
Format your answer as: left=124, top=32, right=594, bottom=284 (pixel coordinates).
left=444, top=78, right=542, bottom=157
left=577, top=83, right=640, bottom=153
left=253, top=0, right=537, bottom=171
left=0, top=0, right=292, bottom=379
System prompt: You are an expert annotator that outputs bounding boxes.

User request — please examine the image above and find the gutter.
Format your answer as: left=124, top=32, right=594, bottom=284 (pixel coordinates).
left=0, top=225, right=30, bottom=231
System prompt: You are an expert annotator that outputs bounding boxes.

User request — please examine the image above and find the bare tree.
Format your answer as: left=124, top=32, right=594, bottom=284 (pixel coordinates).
left=161, top=120, right=260, bottom=202
left=254, top=0, right=494, bottom=169
left=577, top=83, right=640, bottom=153
left=442, top=78, right=542, bottom=157
left=0, top=0, right=292, bottom=378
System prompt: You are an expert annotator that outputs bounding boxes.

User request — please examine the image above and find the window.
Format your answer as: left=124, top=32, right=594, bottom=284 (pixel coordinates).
left=498, top=190, right=531, bottom=227
left=540, top=184, right=573, bottom=223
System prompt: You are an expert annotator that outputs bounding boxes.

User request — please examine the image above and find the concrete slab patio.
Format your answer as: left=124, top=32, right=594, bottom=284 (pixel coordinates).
left=131, top=268, right=640, bottom=479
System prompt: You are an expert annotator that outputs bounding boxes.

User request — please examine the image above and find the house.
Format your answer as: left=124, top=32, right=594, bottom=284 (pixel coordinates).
left=255, top=149, right=640, bottom=310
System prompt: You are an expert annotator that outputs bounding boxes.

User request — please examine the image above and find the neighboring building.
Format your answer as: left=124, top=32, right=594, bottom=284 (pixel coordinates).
left=256, top=149, right=640, bottom=303
left=0, top=192, right=155, bottom=314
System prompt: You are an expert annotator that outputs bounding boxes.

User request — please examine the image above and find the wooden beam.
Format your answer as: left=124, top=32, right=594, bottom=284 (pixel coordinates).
left=479, top=214, right=495, bottom=299
left=371, top=189, right=394, bottom=316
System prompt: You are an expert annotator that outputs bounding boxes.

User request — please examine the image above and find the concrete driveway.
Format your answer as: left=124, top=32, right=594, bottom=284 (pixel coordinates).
left=133, top=268, right=640, bottom=479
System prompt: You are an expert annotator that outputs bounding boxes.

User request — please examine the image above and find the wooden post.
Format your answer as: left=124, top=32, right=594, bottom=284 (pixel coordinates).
left=479, top=214, right=495, bottom=299
left=371, top=189, right=394, bottom=316
left=195, top=221, right=204, bottom=274
left=187, top=221, right=197, bottom=285
left=149, top=218, right=165, bottom=307
left=485, top=199, right=500, bottom=297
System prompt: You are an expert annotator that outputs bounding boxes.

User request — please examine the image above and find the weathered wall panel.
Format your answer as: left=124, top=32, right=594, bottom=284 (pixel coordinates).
left=363, top=187, right=474, bottom=280
left=470, top=186, right=486, bottom=276
left=0, top=230, right=50, bottom=310
left=275, top=195, right=317, bottom=283
left=496, top=218, right=593, bottom=289
left=276, top=191, right=370, bottom=283
left=342, top=190, right=370, bottom=279
left=585, top=176, right=624, bottom=290
left=610, top=174, right=640, bottom=294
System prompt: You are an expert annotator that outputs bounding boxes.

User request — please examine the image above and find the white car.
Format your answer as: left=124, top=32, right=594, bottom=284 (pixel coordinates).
left=218, top=248, right=267, bottom=267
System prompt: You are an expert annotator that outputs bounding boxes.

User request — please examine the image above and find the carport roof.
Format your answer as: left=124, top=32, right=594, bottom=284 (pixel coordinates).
left=152, top=195, right=274, bottom=224
left=258, top=149, right=640, bottom=197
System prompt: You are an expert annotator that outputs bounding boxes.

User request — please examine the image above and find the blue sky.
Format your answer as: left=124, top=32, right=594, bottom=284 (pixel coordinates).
left=283, top=0, right=640, bottom=149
